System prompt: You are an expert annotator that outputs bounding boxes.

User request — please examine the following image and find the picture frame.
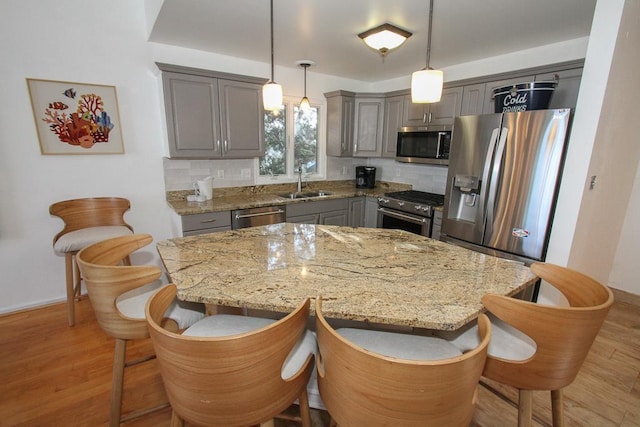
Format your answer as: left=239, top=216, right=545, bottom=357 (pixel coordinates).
left=27, top=78, right=125, bottom=155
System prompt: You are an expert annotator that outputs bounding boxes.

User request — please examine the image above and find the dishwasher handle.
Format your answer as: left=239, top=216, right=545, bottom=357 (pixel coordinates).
left=234, top=209, right=285, bottom=220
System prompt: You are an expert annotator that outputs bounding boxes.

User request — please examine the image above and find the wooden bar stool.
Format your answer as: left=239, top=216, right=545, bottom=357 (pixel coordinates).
left=50, top=197, right=134, bottom=326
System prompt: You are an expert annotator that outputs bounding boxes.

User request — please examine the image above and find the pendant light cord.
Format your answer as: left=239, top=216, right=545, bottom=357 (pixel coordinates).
left=270, top=0, right=275, bottom=82
left=303, top=64, right=307, bottom=97
left=426, top=0, right=434, bottom=70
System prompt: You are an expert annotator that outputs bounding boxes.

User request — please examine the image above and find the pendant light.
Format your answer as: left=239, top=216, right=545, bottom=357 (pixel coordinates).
left=296, top=60, right=314, bottom=113
left=411, top=0, right=443, bottom=103
left=263, top=0, right=282, bottom=111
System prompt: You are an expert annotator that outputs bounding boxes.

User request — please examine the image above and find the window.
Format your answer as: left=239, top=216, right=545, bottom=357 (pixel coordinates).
left=258, top=98, right=322, bottom=181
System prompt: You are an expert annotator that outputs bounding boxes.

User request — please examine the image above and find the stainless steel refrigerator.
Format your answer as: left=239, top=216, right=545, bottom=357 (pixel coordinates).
left=441, top=109, right=571, bottom=264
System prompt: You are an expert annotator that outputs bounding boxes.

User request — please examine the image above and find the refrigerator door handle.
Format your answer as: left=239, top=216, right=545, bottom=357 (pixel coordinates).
left=480, top=127, right=501, bottom=203
left=485, top=127, right=509, bottom=237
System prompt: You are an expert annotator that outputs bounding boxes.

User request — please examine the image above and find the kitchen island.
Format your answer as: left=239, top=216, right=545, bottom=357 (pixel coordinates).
left=157, top=223, right=538, bottom=331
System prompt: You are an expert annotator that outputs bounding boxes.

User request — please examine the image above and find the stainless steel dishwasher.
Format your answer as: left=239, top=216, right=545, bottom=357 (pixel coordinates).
left=231, top=206, right=286, bottom=229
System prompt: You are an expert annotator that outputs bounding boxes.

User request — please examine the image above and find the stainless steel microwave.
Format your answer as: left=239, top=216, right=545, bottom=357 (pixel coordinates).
left=396, top=125, right=452, bottom=165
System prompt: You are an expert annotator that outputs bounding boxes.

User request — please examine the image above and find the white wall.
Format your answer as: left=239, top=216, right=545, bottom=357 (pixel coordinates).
left=0, top=0, right=637, bottom=314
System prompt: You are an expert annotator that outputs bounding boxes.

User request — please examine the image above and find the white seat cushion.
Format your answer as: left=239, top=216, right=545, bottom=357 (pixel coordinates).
left=184, top=315, right=317, bottom=380
left=445, top=313, right=537, bottom=361
left=337, top=328, right=463, bottom=361
left=54, top=226, right=133, bottom=253
left=116, top=281, right=205, bottom=330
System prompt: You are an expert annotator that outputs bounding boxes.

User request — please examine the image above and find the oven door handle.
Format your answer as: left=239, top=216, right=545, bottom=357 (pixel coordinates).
left=378, top=207, right=428, bottom=224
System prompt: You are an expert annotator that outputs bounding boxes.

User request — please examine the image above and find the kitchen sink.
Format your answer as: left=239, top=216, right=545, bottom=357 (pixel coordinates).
left=278, top=191, right=332, bottom=200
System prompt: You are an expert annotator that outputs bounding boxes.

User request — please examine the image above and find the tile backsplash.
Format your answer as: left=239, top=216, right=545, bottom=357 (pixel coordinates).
left=163, top=157, right=448, bottom=195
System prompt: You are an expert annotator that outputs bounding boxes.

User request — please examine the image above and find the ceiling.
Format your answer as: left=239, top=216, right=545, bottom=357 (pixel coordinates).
left=149, top=0, right=597, bottom=82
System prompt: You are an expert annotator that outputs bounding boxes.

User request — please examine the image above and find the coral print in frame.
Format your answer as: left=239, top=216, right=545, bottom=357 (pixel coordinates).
left=27, top=78, right=125, bottom=155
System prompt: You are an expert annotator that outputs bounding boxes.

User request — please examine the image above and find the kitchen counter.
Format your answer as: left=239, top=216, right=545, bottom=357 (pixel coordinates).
left=157, top=223, right=538, bottom=331
left=166, top=180, right=411, bottom=215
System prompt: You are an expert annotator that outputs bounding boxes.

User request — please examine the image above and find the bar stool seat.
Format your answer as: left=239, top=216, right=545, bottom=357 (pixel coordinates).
left=53, top=225, right=133, bottom=253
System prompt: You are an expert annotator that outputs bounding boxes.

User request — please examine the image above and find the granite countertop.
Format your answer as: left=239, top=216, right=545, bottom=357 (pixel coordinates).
left=166, top=180, right=412, bottom=215
left=157, top=223, right=538, bottom=331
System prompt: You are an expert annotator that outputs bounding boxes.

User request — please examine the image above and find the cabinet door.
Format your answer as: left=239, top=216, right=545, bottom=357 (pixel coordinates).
left=326, top=95, right=355, bottom=157
left=287, top=214, right=319, bottom=224
left=402, top=87, right=462, bottom=127
left=163, top=72, right=221, bottom=158
left=181, top=211, right=232, bottom=236
left=460, top=83, right=487, bottom=116
left=535, top=68, right=582, bottom=110
left=218, top=79, right=265, bottom=158
left=348, top=197, right=365, bottom=227
left=353, top=98, right=384, bottom=157
left=483, top=75, right=535, bottom=114
left=320, top=210, right=349, bottom=226
left=382, top=95, right=404, bottom=158
left=402, top=95, right=429, bottom=126
left=429, top=87, right=462, bottom=125
left=364, top=197, right=379, bottom=228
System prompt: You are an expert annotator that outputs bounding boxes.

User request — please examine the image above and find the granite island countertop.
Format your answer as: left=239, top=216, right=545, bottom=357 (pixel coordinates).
left=166, top=180, right=412, bottom=215
left=157, top=223, right=538, bottom=331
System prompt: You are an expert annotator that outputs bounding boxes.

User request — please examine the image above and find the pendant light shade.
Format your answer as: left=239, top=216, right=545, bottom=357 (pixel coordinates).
left=297, top=60, right=314, bottom=113
left=411, top=0, right=443, bottom=103
left=411, top=69, right=443, bottom=103
left=263, top=0, right=282, bottom=111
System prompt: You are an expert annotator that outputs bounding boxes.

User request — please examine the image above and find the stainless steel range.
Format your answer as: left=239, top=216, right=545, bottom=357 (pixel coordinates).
left=377, top=190, right=445, bottom=238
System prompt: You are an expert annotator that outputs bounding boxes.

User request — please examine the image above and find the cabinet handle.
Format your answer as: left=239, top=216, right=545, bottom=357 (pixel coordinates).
left=216, top=140, right=221, bottom=155
left=200, top=219, right=217, bottom=223
left=223, top=140, right=228, bottom=154
left=428, top=112, right=432, bottom=123
left=423, top=112, right=427, bottom=123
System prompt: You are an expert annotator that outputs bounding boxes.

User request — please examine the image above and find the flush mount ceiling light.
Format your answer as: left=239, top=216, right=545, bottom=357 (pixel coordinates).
left=263, top=0, right=282, bottom=111
left=358, top=23, right=412, bottom=58
left=296, top=60, right=314, bottom=113
left=411, top=0, right=443, bottom=103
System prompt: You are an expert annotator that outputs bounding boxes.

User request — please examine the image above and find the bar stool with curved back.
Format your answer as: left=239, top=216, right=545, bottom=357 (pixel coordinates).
left=145, top=284, right=316, bottom=427
left=315, top=296, right=492, bottom=427
left=450, top=262, right=614, bottom=427
left=50, top=197, right=134, bottom=326
left=76, top=234, right=205, bottom=427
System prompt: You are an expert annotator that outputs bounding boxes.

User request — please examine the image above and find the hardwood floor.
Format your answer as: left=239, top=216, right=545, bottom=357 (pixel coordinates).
left=1, top=288, right=638, bottom=426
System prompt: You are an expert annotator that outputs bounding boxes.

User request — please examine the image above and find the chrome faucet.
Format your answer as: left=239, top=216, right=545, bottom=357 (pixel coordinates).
left=297, top=166, right=303, bottom=193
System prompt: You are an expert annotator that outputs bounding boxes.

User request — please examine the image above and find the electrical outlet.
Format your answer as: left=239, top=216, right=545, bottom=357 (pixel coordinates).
left=342, top=166, right=348, bottom=175
left=216, top=170, right=224, bottom=179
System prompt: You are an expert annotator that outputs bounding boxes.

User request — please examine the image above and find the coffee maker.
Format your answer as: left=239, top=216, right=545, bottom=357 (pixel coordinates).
left=355, top=166, right=376, bottom=189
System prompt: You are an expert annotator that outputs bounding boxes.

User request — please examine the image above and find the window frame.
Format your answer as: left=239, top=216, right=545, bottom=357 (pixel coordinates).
left=255, top=96, right=325, bottom=184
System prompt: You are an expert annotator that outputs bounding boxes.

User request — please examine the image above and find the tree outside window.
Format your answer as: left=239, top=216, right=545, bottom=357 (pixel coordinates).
left=259, top=100, right=319, bottom=177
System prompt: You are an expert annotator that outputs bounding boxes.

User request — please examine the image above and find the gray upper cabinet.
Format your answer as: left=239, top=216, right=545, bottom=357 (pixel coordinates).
left=460, top=83, right=487, bottom=116
left=325, top=91, right=355, bottom=157
left=535, top=68, right=582, bottom=110
left=353, top=96, right=385, bottom=157
left=158, top=63, right=265, bottom=159
left=382, top=95, right=404, bottom=158
left=402, top=87, right=462, bottom=127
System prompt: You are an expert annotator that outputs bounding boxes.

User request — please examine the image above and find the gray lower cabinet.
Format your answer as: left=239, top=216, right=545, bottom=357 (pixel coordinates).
left=181, top=211, right=232, bottom=236
left=286, top=198, right=349, bottom=226
left=432, top=210, right=443, bottom=241
left=348, top=197, right=365, bottom=227
left=364, top=196, right=379, bottom=228
left=158, top=63, right=265, bottom=159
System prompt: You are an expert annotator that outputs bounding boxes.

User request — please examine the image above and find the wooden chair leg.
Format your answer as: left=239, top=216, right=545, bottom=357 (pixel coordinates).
left=518, top=389, right=533, bottom=427
left=329, top=417, right=338, bottom=427
left=551, top=389, right=565, bottom=427
left=64, top=253, right=75, bottom=326
left=298, top=388, right=312, bottom=427
left=170, top=410, right=184, bottom=427
left=110, top=338, right=127, bottom=427
left=73, top=252, right=82, bottom=299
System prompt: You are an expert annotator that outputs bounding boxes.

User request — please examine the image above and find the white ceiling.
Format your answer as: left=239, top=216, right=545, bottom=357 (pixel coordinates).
left=149, top=0, right=597, bottom=82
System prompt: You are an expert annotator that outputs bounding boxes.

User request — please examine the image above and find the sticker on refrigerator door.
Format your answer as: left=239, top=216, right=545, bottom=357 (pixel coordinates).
left=512, top=228, right=530, bottom=238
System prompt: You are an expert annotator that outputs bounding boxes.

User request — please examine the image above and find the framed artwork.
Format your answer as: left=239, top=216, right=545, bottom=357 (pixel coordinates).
left=27, top=78, right=125, bottom=155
